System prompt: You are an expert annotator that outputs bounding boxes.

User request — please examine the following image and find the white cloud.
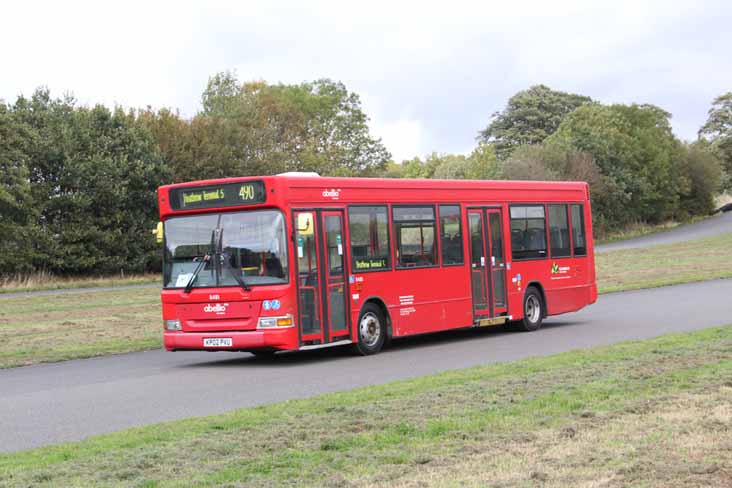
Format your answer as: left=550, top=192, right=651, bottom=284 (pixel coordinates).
left=371, top=117, right=424, bottom=163
left=2, top=0, right=730, bottom=155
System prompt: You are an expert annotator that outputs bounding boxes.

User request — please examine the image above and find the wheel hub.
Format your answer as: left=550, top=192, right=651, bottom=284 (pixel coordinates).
left=359, top=313, right=380, bottom=347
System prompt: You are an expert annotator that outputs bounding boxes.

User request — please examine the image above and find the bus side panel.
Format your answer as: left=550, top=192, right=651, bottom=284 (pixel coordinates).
left=390, top=266, right=472, bottom=336
left=347, top=267, right=472, bottom=339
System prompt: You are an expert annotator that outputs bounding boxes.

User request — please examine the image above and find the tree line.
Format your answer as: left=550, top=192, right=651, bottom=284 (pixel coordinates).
left=1, top=74, right=729, bottom=277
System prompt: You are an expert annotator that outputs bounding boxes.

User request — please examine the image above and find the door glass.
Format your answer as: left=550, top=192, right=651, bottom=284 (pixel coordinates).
left=489, top=212, right=506, bottom=308
left=296, top=213, right=320, bottom=336
left=324, top=215, right=347, bottom=333
left=469, top=213, right=488, bottom=312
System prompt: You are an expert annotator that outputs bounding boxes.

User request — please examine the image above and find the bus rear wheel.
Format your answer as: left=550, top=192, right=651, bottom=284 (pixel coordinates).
left=518, top=287, right=544, bottom=332
left=354, top=303, right=386, bottom=355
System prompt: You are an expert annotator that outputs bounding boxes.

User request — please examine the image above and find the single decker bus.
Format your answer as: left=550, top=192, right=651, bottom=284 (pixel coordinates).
left=157, top=174, right=596, bottom=356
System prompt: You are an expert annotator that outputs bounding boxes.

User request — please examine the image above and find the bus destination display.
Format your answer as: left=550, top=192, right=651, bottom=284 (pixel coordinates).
left=170, top=181, right=266, bottom=210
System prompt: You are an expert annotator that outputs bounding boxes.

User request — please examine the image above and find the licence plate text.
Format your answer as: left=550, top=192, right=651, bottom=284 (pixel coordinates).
left=203, top=338, right=233, bottom=347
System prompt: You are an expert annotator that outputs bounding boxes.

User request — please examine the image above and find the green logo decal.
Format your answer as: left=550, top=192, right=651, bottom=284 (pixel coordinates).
left=551, top=263, right=559, bottom=274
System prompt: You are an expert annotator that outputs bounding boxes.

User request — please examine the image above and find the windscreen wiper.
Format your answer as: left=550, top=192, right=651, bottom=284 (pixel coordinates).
left=223, top=259, right=251, bottom=292
left=183, top=254, right=210, bottom=293
left=216, top=228, right=251, bottom=292
left=184, top=228, right=218, bottom=294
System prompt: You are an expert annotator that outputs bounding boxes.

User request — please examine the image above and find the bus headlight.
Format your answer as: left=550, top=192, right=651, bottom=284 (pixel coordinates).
left=258, top=314, right=295, bottom=329
left=165, top=319, right=182, bottom=331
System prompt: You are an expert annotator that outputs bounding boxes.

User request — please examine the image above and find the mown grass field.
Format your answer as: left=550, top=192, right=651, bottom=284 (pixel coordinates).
left=0, top=326, right=730, bottom=487
left=0, top=233, right=731, bottom=369
left=596, top=233, right=732, bottom=293
left=0, top=288, right=161, bottom=368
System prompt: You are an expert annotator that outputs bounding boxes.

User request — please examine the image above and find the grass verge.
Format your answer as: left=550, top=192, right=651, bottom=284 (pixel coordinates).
left=0, top=288, right=161, bottom=368
left=1, top=325, right=730, bottom=487
left=596, top=220, right=686, bottom=245
left=0, top=272, right=159, bottom=294
left=596, top=233, right=732, bottom=293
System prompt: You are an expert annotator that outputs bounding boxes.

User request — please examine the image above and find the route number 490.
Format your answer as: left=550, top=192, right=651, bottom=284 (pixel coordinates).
left=239, top=185, right=255, bottom=200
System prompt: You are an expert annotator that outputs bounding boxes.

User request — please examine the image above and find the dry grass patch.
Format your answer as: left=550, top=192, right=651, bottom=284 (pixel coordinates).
left=392, top=387, right=732, bottom=488
left=0, top=271, right=159, bottom=294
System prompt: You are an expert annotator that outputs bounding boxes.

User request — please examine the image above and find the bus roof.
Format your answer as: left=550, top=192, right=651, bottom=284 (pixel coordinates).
left=158, top=175, right=590, bottom=218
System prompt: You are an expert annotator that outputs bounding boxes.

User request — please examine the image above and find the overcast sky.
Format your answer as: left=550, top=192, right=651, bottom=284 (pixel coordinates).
left=2, top=0, right=730, bottom=161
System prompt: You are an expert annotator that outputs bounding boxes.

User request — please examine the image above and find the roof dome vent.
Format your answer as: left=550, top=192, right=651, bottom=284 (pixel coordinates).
left=276, top=171, right=320, bottom=177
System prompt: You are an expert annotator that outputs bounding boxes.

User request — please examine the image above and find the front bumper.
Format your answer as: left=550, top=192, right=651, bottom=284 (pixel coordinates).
left=164, top=327, right=298, bottom=352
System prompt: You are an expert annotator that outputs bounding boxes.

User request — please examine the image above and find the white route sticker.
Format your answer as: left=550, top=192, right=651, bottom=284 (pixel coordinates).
left=175, top=273, right=193, bottom=287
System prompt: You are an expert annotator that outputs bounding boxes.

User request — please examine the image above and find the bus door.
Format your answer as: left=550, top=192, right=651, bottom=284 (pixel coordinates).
left=468, top=208, right=507, bottom=318
left=294, top=210, right=349, bottom=346
left=468, top=209, right=490, bottom=318
left=486, top=209, right=507, bottom=315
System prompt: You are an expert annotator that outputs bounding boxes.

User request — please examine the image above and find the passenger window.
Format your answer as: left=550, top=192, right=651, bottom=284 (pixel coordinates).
left=439, top=205, right=463, bottom=265
left=348, top=206, right=390, bottom=271
left=393, top=206, right=437, bottom=268
left=548, top=205, right=571, bottom=258
left=509, top=205, right=547, bottom=260
left=571, top=204, right=587, bottom=256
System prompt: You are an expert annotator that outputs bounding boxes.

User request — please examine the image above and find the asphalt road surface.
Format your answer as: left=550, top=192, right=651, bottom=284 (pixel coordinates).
left=1, top=278, right=731, bottom=453
left=596, top=210, right=732, bottom=252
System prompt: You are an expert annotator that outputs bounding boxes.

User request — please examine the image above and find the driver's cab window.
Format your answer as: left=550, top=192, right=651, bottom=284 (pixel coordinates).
left=296, top=212, right=318, bottom=286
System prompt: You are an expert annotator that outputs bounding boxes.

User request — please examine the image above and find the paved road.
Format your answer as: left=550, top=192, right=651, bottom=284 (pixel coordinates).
left=1, top=279, right=731, bottom=453
left=596, top=211, right=732, bottom=252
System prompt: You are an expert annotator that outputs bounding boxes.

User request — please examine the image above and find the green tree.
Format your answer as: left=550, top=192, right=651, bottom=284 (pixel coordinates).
left=182, top=74, right=390, bottom=181
left=478, top=85, right=592, bottom=160
left=390, top=144, right=501, bottom=181
left=677, top=143, right=722, bottom=216
left=547, top=103, right=686, bottom=230
left=0, top=103, right=41, bottom=274
left=9, top=90, right=169, bottom=275
left=698, top=91, right=732, bottom=190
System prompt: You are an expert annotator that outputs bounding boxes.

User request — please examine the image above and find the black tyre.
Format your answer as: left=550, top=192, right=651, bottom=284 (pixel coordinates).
left=251, top=350, right=276, bottom=358
left=354, top=302, right=386, bottom=355
left=518, top=286, right=544, bottom=332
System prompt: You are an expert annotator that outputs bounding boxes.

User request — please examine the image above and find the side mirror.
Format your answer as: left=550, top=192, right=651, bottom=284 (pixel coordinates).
left=297, top=213, right=314, bottom=235
left=152, top=222, right=164, bottom=243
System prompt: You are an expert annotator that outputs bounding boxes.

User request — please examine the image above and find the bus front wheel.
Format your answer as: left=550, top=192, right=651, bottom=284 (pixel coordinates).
left=354, top=303, right=386, bottom=355
left=518, top=287, right=544, bottom=332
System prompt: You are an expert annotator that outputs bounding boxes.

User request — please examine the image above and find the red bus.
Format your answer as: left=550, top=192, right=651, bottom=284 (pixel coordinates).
left=157, top=174, right=596, bottom=356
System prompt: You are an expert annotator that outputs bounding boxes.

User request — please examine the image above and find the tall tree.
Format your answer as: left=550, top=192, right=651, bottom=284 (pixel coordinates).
left=698, top=91, right=732, bottom=190
left=0, top=103, right=40, bottom=274
left=478, top=85, right=592, bottom=160
left=547, top=103, right=685, bottom=230
left=9, top=90, right=169, bottom=275
left=677, top=142, right=722, bottom=216
left=178, top=74, right=391, bottom=181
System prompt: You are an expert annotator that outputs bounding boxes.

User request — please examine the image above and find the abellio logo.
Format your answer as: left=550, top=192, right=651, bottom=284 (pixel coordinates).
left=322, top=188, right=341, bottom=200
left=203, top=303, right=228, bottom=315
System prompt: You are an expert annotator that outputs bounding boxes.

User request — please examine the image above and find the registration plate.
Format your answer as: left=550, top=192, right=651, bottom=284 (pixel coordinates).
left=203, top=338, right=233, bottom=348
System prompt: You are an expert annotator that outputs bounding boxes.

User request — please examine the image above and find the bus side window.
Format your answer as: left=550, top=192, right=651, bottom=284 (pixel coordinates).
left=548, top=204, right=571, bottom=258
left=348, top=206, right=391, bottom=271
left=571, top=204, right=587, bottom=256
left=439, top=205, right=463, bottom=265
left=393, top=206, right=436, bottom=268
left=509, top=205, right=547, bottom=260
